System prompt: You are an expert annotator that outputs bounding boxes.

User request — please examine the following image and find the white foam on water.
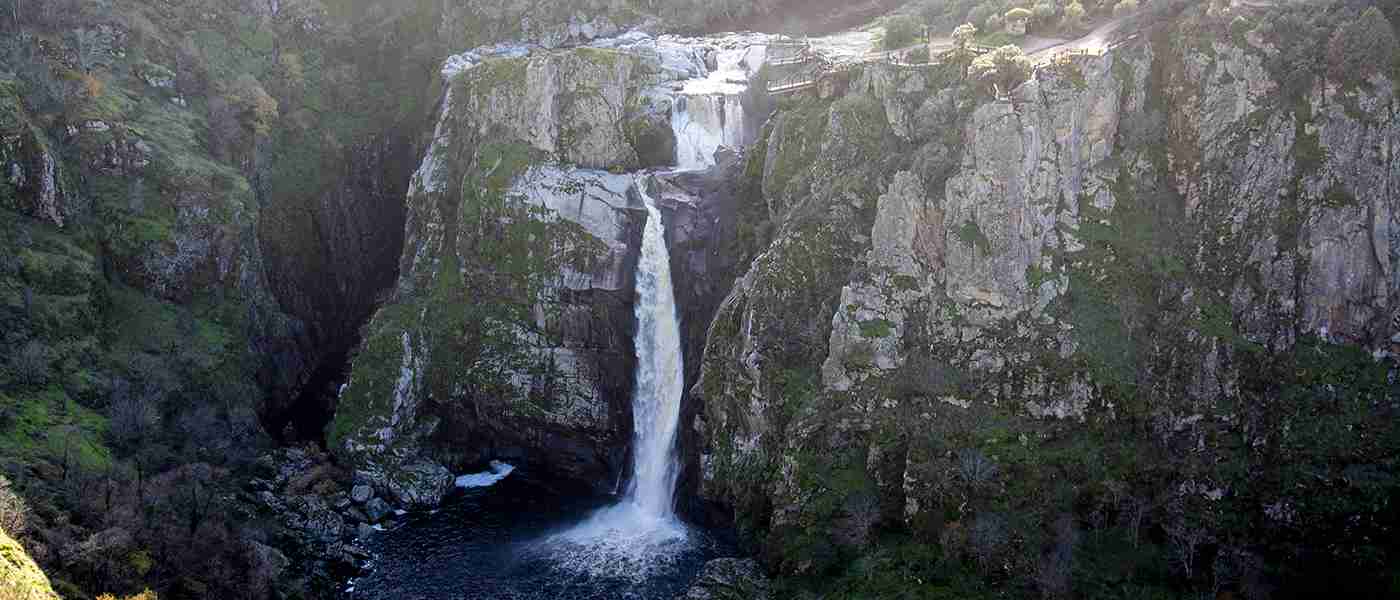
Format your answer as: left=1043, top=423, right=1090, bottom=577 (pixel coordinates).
left=455, top=460, right=516, bottom=489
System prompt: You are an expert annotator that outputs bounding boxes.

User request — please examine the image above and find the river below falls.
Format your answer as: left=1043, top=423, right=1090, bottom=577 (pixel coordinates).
left=343, top=469, right=734, bottom=600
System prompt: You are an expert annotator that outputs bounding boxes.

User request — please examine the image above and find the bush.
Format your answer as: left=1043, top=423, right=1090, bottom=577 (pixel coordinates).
left=883, top=15, right=922, bottom=51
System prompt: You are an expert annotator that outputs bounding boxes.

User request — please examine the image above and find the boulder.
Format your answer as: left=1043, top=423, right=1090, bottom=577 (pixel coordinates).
left=350, top=484, right=373, bottom=504
left=363, top=497, right=392, bottom=524
left=382, top=459, right=454, bottom=509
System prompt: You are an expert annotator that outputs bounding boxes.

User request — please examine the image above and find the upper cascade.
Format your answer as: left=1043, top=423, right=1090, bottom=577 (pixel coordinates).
left=435, top=30, right=772, bottom=171
left=671, top=44, right=768, bottom=170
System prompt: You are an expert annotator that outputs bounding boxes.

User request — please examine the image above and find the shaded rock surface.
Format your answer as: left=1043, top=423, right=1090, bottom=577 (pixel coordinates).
left=676, top=558, right=771, bottom=600
left=692, top=5, right=1399, bottom=563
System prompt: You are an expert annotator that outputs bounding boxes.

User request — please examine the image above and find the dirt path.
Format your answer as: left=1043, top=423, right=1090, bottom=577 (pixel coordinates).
left=1027, top=13, right=1133, bottom=57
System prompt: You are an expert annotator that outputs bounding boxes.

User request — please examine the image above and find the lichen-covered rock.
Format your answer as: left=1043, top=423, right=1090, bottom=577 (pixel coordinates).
left=823, top=171, right=938, bottom=391
left=380, top=459, right=454, bottom=509
left=447, top=47, right=656, bottom=170
left=692, top=92, right=906, bottom=529
left=1, top=128, right=67, bottom=228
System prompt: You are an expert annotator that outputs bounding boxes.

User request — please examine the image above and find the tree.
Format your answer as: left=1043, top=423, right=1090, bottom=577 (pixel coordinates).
left=1033, top=2, right=1058, bottom=26
left=951, top=22, right=980, bottom=78
left=952, top=22, right=978, bottom=49
left=1326, top=7, right=1398, bottom=83
left=1113, top=0, right=1139, bottom=15
left=970, top=44, right=1033, bottom=95
left=986, top=13, right=1004, bottom=33
left=883, top=14, right=921, bottom=51
left=1065, top=2, right=1086, bottom=25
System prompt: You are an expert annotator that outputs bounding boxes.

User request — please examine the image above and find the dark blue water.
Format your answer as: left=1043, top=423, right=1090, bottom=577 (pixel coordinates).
left=345, top=470, right=731, bottom=600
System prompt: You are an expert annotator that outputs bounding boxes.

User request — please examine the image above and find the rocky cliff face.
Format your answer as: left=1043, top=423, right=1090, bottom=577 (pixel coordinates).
left=329, top=35, right=759, bottom=503
left=692, top=5, right=1399, bottom=578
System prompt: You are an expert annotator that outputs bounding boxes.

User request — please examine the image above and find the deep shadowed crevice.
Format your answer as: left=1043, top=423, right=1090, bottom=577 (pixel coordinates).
left=255, top=132, right=414, bottom=445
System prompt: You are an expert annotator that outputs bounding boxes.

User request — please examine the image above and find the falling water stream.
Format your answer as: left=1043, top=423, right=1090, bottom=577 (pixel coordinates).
left=347, top=33, right=760, bottom=599
left=346, top=177, right=721, bottom=599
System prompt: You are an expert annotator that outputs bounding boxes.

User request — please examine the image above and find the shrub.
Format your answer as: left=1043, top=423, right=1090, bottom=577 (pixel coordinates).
left=957, top=448, right=998, bottom=486
left=222, top=74, right=278, bottom=136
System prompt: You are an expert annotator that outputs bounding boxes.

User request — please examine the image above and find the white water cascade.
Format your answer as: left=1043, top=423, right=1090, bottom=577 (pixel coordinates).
left=540, top=176, right=691, bottom=581
left=672, top=45, right=765, bottom=170
left=624, top=181, right=686, bottom=517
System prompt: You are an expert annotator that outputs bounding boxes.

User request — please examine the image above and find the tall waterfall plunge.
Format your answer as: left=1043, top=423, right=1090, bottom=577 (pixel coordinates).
left=543, top=176, right=691, bottom=582
left=626, top=182, right=685, bottom=517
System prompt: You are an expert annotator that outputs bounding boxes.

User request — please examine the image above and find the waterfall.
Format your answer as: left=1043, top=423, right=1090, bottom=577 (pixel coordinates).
left=542, top=174, right=691, bottom=582
left=625, top=182, right=685, bottom=517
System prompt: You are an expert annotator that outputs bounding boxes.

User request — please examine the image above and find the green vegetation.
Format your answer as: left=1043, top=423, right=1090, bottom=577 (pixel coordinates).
left=858, top=318, right=895, bottom=338
left=969, top=45, right=1032, bottom=94
left=882, top=15, right=923, bottom=51
left=955, top=219, right=992, bottom=253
